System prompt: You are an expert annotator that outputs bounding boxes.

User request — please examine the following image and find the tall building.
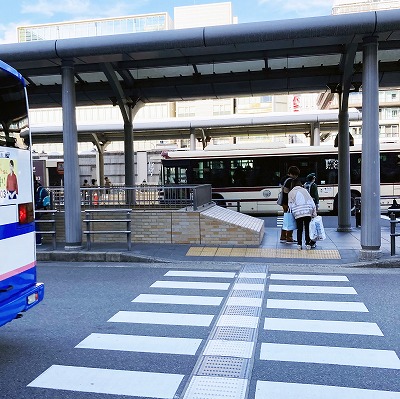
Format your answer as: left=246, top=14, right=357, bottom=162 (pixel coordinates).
left=327, top=0, right=400, bottom=143
left=332, top=0, right=400, bottom=14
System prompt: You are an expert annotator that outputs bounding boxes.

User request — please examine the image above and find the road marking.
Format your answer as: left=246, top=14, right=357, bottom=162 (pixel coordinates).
left=260, top=343, right=400, bottom=369
left=183, top=376, right=248, bottom=399
left=75, top=333, right=202, bottom=355
left=132, top=294, right=224, bottom=306
left=233, top=283, right=264, bottom=291
left=270, top=274, right=349, bottom=282
left=226, top=297, right=263, bottom=307
left=256, top=381, right=400, bottom=399
left=239, top=272, right=267, bottom=279
left=264, top=318, right=383, bottom=336
left=108, top=311, right=214, bottom=327
left=28, top=365, right=184, bottom=398
left=151, top=281, right=231, bottom=290
left=164, top=270, right=236, bottom=278
left=269, top=285, right=357, bottom=295
left=266, top=299, right=368, bottom=312
left=203, top=339, right=255, bottom=358
left=217, top=315, right=260, bottom=328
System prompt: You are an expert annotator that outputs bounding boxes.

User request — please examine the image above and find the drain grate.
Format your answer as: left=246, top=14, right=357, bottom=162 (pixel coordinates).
left=197, top=356, right=251, bottom=378
left=223, top=305, right=260, bottom=317
left=237, top=277, right=265, bottom=284
left=231, top=290, right=263, bottom=298
left=211, top=326, right=256, bottom=341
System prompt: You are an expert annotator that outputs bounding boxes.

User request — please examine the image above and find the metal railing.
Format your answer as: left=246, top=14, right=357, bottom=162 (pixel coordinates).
left=389, top=212, right=400, bottom=256
left=35, top=209, right=58, bottom=249
left=47, top=184, right=212, bottom=211
left=83, top=209, right=132, bottom=251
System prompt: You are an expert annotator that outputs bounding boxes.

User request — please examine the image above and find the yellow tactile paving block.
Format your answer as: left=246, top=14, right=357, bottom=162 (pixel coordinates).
left=200, top=247, right=218, bottom=256
left=215, top=247, right=233, bottom=256
left=229, top=248, right=248, bottom=257
left=186, top=247, right=204, bottom=256
left=186, top=247, right=341, bottom=259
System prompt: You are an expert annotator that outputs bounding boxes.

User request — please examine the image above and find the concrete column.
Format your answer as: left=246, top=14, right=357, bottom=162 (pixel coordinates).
left=124, top=117, right=134, bottom=187
left=337, top=105, right=352, bottom=231
left=360, top=36, right=381, bottom=259
left=61, top=59, right=82, bottom=249
left=311, top=122, right=320, bottom=146
left=190, top=127, right=196, bottom=150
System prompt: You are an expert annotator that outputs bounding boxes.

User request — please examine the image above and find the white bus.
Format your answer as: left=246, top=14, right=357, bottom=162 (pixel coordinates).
left=161, top=142, right=400, bottom=214
left=0, top=60, right=44, bottom=327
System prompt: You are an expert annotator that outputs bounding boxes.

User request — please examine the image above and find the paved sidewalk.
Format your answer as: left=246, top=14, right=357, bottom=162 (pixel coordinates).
left=36, top=224, right=400, bottom=268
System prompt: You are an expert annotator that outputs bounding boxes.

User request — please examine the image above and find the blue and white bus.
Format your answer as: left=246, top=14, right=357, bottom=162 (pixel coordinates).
left=0, top=60, right=44, bottom=327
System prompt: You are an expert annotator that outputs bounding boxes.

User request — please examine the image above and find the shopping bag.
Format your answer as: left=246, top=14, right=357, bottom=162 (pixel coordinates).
left=310, top=215, right=326, bottom=240
left=283, top=212, right=297, bottom=231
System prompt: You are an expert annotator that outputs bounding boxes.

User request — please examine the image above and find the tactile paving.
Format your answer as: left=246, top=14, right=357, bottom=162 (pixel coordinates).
left=231, top=290, right=263, bottom=298
left=211, top=326, right=256, bottom=342
left=223, top=305, right=260, bottom=317
left=186, top=247, right=341, bottom=259
left=203, top=340, right=254, bottom=358
left=241, top=265, right=267, bottom=273
left=197, top=356, right=251, bottom=378
left=237, top=277, right=265, bottom=284
left=183, top=376, right=248, bottom=399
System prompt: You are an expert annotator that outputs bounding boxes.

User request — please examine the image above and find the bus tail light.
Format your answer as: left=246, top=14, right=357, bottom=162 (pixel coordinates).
left=27, top=292, right=38, bottom=305
left=19, top=202, right=34, bottom=224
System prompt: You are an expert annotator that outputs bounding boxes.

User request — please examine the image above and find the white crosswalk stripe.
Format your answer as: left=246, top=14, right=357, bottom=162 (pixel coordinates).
left=256, top=381, right=400, bottom=399
left=76, top=333, right=202, bottom=355
left=260, top=273, right=400, bottom=397
left=264, top=317, right=383, bottom=335
left=260, top=342, right=400, bottom=368
left=269, top=284, right=357, bottom=294
left=266, top=298, right=369, bottom=312
left=28, top=365, right=184, bottom=398
left=133, top=293, right=224, bottom=305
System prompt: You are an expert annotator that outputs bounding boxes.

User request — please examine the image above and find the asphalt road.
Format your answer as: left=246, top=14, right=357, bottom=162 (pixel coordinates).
left=0, top=262, right=399, bottom=399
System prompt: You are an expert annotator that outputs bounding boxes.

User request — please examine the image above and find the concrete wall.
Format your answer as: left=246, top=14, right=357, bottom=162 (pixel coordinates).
left=39, top=205, right=264, bottom=247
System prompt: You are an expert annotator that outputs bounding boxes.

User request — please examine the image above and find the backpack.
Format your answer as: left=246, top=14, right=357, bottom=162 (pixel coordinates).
left=304, top=181, right=313, bottom=192
left=36, top=186, right=50, bottom=209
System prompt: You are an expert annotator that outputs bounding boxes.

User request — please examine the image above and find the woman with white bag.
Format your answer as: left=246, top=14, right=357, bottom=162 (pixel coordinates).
left=288, top=179, right=317, bottom=250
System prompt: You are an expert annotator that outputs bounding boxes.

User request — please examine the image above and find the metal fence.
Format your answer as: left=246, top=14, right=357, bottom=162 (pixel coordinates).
left=47, top=184, right=213, bottom=211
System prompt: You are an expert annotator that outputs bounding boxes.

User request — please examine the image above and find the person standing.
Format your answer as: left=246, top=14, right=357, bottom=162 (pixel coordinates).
left=279, top=165, right=300, bottom=243
left=288, top=178, right=317, bottom=250
left=304, top=173, right=319, bottom=210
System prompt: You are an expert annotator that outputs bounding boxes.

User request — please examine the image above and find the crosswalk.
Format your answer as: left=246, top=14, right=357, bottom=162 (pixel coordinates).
left=27, top=269, right=400, bottom=398
left=256, top=272, right=400, bottom=398
left=28, top=269, right=238, bottom=398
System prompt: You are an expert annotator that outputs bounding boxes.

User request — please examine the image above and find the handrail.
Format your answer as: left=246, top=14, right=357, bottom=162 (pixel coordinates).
left=83, top=209, right=132, bottom=251
left=35, top=209, right=58, bottom=250
left=389, top=212, right=400, bottom=256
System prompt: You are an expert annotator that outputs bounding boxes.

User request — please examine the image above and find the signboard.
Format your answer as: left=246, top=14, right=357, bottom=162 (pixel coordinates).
left=56, top=162, right=64, bottom=175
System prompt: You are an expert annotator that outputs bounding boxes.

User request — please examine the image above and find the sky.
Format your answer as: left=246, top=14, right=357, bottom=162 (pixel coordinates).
left=0, top=0, right=335, bottom=44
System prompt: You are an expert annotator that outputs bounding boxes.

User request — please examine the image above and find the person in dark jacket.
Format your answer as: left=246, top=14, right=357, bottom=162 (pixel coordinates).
left=279, top=165, right=300, bottom=243
left=304, top=173, right=319, bottom=210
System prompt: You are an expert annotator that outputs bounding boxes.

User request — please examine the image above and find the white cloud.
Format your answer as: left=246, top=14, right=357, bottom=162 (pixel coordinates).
left=0, top=22, right=22, bottom=44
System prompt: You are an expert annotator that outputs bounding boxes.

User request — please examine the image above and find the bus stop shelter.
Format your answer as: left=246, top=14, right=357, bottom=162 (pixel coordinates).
left=1, top=9, right=400, bottom=259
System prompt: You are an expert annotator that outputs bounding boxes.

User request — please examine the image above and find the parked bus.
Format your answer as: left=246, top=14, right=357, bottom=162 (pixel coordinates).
left=0, top=60, right=44, bottom=327
left=161, top=142, right=400, bottom=214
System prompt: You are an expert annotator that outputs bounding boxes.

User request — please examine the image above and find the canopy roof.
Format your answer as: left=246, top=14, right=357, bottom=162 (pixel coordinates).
left=0, top=9, right=400, bottom=109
